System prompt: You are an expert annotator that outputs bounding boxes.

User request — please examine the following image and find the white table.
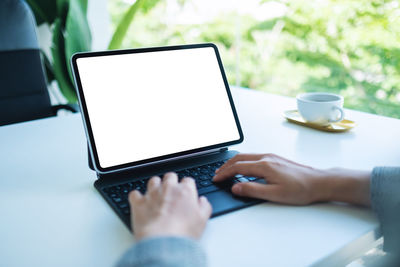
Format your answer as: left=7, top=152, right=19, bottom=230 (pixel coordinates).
left=1, top=88, right=399, bottom=267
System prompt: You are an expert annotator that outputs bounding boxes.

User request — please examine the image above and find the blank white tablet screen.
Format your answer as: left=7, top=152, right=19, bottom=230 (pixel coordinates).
left=76, top=47, right=240, bottom=168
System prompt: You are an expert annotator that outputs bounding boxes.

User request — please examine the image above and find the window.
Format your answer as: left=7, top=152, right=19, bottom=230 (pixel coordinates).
left=109, top=0, right=400, bottom=118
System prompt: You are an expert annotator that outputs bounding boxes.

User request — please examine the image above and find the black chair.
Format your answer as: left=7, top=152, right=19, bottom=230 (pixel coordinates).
left=0, top=0, right=76, bottom=126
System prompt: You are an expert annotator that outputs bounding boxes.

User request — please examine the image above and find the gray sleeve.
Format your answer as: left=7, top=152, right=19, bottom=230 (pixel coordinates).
left=116, top=236, right=207, bottom=267
left=371, top=167, right=400, bottom=253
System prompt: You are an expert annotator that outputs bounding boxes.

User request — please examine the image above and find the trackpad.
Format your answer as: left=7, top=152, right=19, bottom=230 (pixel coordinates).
left=205, top=190, right=263, bottom=217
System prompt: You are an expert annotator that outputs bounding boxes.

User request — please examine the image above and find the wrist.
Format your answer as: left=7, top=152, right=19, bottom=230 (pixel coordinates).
left=311, top=168, right=372, bottom=206
left=135, top=223, right=201, bottom=241
left=308, top=168, right=334, bottom=203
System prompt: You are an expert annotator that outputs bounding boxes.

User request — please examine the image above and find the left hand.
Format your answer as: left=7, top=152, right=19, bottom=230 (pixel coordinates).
left=128, top=172, right=212, bottom=241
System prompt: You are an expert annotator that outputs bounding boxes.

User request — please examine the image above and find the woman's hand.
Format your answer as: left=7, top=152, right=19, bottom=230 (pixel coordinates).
left=213, top=153, right=371, bottom=206
left=128, top=172, right=212, bottom=241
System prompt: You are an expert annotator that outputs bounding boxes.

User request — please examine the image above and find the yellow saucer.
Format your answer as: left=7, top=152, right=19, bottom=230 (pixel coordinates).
left=283, top=110, right=356, bottom=132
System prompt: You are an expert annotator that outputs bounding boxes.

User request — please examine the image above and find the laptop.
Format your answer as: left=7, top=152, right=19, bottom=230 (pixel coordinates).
left=71, top=43, right=264, bottom=230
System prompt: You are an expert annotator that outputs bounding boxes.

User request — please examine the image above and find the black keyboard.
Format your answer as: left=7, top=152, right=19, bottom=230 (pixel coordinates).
left=102, top=160, right=259, bottom=216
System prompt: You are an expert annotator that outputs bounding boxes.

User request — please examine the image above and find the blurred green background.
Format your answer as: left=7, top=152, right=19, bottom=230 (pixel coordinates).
left=109, top=0, right=400, bottom=118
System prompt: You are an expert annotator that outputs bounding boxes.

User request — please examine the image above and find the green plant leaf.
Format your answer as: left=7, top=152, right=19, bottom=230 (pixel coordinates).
left=140, top=0, right=161, bottom=14
left=52, top=19, right=78, bottom=103
left=25, top=0, right=57, bottom=25
left=108, top=0, right=143, bottom=50
left=41, top=51, right=55, bottom=83
left=77, top=0, right=88, bottom=14
left=108, top=0, right=162, bottom=50
left=64, top=0, right=92, bottom=83
left=56, top=0, right=70, bottom=27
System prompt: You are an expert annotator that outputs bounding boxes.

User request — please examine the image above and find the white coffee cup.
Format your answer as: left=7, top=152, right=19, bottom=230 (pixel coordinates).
left=296, top=92, right=344, bottom=126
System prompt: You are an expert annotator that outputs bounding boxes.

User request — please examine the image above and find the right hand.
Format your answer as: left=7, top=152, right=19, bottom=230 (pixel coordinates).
left=213, top=153, right=371, bottom=206
left=213, top=153, right=325, bottom=205
left=128, top=172, right=212, bottom=241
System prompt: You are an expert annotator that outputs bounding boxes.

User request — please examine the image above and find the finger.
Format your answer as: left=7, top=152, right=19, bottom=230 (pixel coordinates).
left=215, top=154, right=265, bottom=174
left=262, top=153, right=310, bottom=169
left=231, top=182, right=281, bottom=202
left=180, top=177, right=197, bottom=193
left=162, top=172, right=178, bottom=189
left=128, top=190, right=143, bottom=205
left=213, top=161, right=266, bottom=182
left=128, top=191, right=142, bottom=234
left=147, top=176, right=161, bottom=192
left=199, top=196, right=212, bottom=219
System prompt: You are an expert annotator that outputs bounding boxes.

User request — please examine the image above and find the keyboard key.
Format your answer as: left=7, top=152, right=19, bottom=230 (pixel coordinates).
left=236, top=177, right=249, bottom=183
left=200, top=169, right=209, bottom=174
left=200, top=180, right=212, bottom=187
left=122, top=208, right=130, bottom=215
left=113, top=197, right=122, bottom=203
left=199, top=175, right=210, bottom=181
left=109, top=187, right=117, bottom=193
left=118, top=203, right=128, bottom=209
left=122, top=189, right=129, bottom=194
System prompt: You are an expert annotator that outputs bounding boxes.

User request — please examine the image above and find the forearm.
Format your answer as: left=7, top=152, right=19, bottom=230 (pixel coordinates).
left=370, top=167, right=400, bottom=253
left=312, top=168, right=371, bottom=206
left=116, top=236, right=207, bottom=267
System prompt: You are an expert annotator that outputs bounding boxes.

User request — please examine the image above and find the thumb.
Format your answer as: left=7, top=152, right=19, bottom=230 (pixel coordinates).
left=232, top=182, right=281, bottom=201
left=199, top=196, right=212, bottom=219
